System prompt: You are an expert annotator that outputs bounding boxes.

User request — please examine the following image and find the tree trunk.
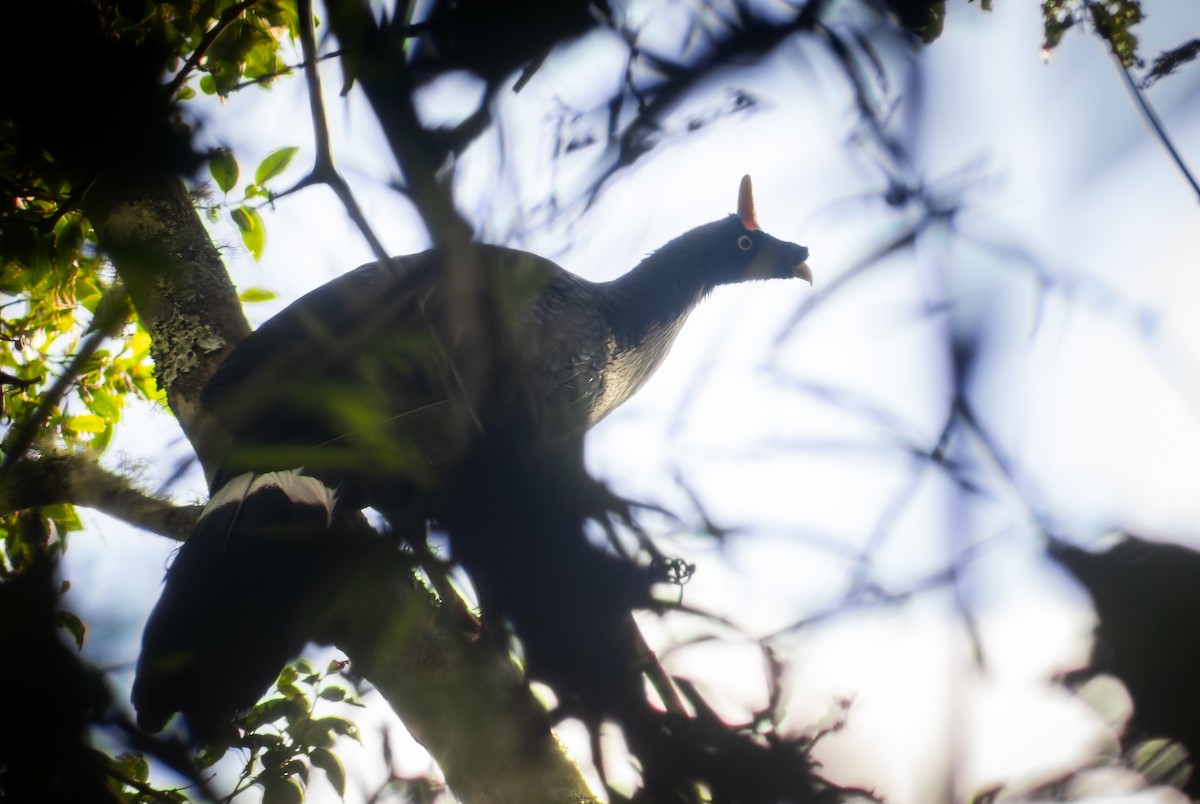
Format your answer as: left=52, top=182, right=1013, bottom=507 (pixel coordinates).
left=81, top=174, right=249, bottom=479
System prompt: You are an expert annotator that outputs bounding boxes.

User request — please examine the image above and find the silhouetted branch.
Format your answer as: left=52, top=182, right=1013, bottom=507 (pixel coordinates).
left=274, top=0, right=390, bottom=263
left=1081, top=0, right=1200, bottom=202
left=776, top=225, right=921, bottom=342
left=229, top=50, right=344, bottom=93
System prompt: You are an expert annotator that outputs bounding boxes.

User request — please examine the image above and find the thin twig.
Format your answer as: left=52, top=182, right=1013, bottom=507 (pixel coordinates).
left=279, top=0, right=391, bottom=263
left=1112, top=55, right=1200, bottom=202
left=229, top=49, right=343, bottom=93
left=104, top=765, right=184, bottom=803
left=1084, top=0, right=1200, bottom=203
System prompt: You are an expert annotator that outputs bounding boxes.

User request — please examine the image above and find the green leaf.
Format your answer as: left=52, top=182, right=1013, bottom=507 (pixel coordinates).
left=255, top=147, right=299, bottom=185
left=56, top=610, right=88, bottom=649
left=65, top=414, right=106, bottom=433
left=111, top=752, right=150, bottom=784
left=232, top=206, right=266, bottom=260
left=260, top=776, right=303, bottom=804
left=242, top=696, right=306, bottom=731
left=1128, top=738, right=1192, bottom=789
left=116, top=0, right=154, bottom=26
left=314, top=716, right=359, bottom=742
left=42, top=503, right=83, bottom=533
left=199, top=73, right=217, bottom=95
left=86, top=389, right=122, bottom=420
left=261, top=746, right=292, bottom=771
left=282, top=759, right=309, bottom=785
left=317, top=686, right=346, bottom=702
left=310, top=748, right=346, bottom=799
left=89, top=422, right=115, bottom=454
left=209, top=150, right=239, bottom=194
left=239, top=287, right=278, bottom=304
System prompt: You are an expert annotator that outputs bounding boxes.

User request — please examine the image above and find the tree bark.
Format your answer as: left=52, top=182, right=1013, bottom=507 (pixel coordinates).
left=80, top=175, right=249, bottom=481
left=0, top=452, right=200, bottom=541
left=79, top=171, right=599, bottom=804
left=325, top=552, right=601, bottom=804
left=0, top=1, right=600, bottom=799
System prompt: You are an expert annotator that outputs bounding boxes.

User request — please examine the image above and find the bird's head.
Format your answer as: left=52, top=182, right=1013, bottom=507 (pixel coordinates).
left=721, top=174, right=812, bottom=284
left=650, top=175, right=811, bottom=292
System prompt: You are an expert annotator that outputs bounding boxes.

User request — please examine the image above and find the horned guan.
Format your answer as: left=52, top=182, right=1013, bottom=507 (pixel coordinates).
left=133, top=177, right=812, bottom=745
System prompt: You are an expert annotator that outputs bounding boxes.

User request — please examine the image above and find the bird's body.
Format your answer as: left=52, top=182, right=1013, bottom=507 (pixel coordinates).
left=133, top=177, right=811, bottom=737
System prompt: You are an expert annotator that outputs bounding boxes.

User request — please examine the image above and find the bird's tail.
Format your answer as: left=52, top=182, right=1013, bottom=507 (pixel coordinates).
left=132, top=470, right=342, bottom=739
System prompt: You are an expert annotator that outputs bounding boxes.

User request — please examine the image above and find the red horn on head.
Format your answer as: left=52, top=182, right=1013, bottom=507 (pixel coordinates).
left=737, top=175, right=760, bottom=231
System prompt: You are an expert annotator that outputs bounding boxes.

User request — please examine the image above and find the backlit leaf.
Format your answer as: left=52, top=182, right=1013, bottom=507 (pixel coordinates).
left=65, top=414, right=106, bottom=433
left=310, top=749, right=346, bottom=798
left=209, top=150, right=239, bottom=193
left=232, top=206, right=266, bottom=260
left=255, top=147, right=298, bottom=185
left=261, top=777, right=303, bottom=804
left=239, top=287, right=278, bottom=304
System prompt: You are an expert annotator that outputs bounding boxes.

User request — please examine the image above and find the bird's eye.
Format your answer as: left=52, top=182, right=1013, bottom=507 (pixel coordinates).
left=737, top=235, right=753, bottom=251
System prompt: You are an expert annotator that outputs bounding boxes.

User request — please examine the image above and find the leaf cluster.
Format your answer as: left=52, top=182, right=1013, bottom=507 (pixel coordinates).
left=105, top=0, right=301, bottom=98
left=1043, top=0, right=1137, bottom=64
left=198, top=658, right=367, bottom=803
left=1039, top=0, right=1168, bottom=71
left=207, top=146, right=300, bottom=262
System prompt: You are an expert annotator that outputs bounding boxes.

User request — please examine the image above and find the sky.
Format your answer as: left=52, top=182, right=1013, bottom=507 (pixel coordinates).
left=59, top=0, right=1200, bottom=801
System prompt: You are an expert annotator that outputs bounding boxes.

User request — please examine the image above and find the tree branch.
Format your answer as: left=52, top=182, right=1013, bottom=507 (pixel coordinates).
left=1084, top=0, right=1200, bottom=203
left=166, top=0, right=262, bottom=96
left=0, top=452, right=201, bottom=542
left=323, top=550, right=601, bottom=804
left=1109, top=49, right=1200, bottom=203
left=274, top=0, right=391, bottom=263
left=80, top=176, right=250, bottom=481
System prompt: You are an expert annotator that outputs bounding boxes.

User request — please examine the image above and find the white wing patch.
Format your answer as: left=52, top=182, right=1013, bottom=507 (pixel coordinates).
left=201, top=469, right=338, bottom=525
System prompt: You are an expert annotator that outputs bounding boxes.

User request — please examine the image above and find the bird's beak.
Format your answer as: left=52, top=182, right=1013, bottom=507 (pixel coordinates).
left=794, top=261, right=813, bottom=284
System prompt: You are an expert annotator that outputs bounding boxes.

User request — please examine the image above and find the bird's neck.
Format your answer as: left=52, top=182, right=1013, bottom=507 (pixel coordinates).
left=580, top=250, right=713, bottom=423
left=600, top=249, right=712, bottom=351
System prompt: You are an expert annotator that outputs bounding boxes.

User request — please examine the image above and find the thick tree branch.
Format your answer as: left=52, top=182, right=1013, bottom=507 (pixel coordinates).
left=80, top=176, right=250, bottom=480
left=323, top=550, right=600, bottom=804
left=0, top=453, right=201, bottom=542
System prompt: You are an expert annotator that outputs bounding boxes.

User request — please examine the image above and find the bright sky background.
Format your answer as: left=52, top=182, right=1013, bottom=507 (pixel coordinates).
left=61, top=1, right=1200, bottom=802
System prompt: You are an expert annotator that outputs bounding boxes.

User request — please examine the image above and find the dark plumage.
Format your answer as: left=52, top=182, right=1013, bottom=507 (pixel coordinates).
left=133, top=176, right=811, bottom=737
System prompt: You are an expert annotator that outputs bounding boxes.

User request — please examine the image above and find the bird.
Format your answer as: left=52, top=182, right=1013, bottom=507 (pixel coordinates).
left=132, top=175, right=811, bottom=739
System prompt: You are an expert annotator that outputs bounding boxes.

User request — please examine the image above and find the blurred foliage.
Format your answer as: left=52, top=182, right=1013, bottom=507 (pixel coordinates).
left=1141, top=38, right=1200, bottom=87
left=0, top=0, right=306, bottom=548
left=0, top=0, right=1194, bottom=801
left=1088, top=0, right=1144, bottom=67
left=0, top=1, right=312, bottom=799
left=1041, top=0, right=1144, bottom=68
left=195, top=658, right=368, bottom=802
